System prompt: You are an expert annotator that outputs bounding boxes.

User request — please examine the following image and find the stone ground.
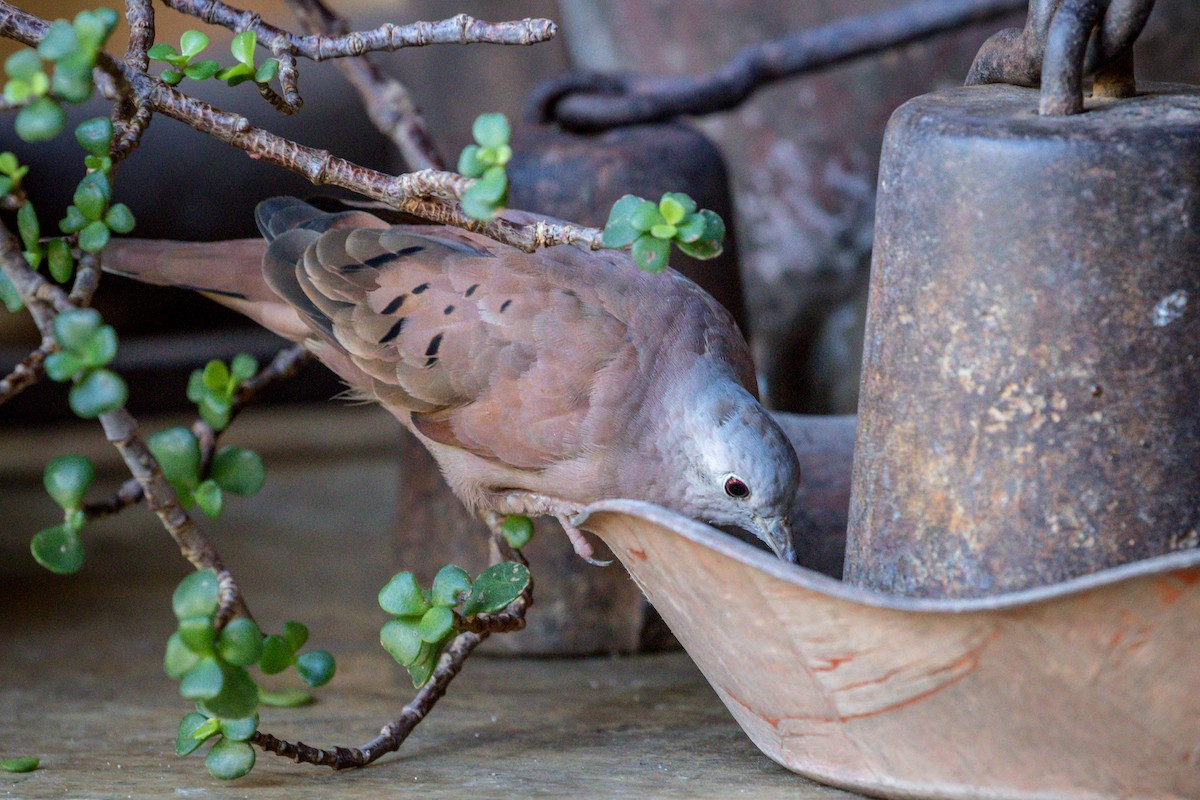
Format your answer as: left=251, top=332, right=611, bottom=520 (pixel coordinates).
left=0, top=406, right=859, bottom=800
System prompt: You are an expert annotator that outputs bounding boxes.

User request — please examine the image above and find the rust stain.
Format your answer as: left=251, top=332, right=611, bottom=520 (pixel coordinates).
left=723, top=688, right=781, bottom=727
left=812, top=654, right=857, bottom=672
left=1177, top=568, right=1200, bottom=586
left=628, top=547, right=648, bottom=561
left=1155, top=578, right=1184, bottom=608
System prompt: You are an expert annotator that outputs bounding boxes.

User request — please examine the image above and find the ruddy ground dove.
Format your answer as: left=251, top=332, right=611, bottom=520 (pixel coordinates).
left=105, top=197, right=802, bottom=561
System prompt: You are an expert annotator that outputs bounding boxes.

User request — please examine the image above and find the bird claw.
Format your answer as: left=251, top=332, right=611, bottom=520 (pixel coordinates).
left=560, top=516, right=610, bottom=567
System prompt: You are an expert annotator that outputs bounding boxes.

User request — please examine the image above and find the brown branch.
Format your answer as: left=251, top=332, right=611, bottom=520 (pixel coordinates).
left=0, top=342, right=52, bottom=404
left=253, top=534, right=532, bottom=770
left=83, top=476, right=145, bottom=519
left=123, top=0, right=154, bottom=71
left=163, top=0, right=555, bottom=61
left=285, top=0, right=445, bottom=171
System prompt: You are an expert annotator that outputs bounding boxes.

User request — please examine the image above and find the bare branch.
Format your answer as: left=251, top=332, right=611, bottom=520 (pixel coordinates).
left=286, top=0, right=445, bottom=170
left=123, top=0, right=154, bottom=71
left=0, top=342, right=52, bottom=404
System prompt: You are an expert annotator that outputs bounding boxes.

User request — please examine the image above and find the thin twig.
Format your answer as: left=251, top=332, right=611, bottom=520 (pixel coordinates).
left=0, top=342, right=52, bottom=404
left=252, top=534, right=532, bottom=770
left=285, top=0, right=445, bottom=170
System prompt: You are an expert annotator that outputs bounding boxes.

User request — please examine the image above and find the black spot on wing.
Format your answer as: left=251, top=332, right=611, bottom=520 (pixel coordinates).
left=381, top=294, right=407, bottom=314
left=465, top=284, right=479, bottom=297
left=413, top=283, right=431, bottom=294
left=423, top=333, right=442, bottom=367
left=443, top=305, right=455, bottom=315
left=379, top=317, right=406, bottom=343
left=363, top=246, right=424, bottom=269
left=499, top=299, right=513, bottom=313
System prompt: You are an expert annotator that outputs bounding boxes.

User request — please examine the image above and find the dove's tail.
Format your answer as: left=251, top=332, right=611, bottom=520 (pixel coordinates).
left=102, top=235, right=313, bottom=341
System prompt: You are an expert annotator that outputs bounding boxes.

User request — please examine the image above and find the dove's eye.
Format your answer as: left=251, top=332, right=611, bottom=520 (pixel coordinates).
left=724, top=476, right=750, bottom=499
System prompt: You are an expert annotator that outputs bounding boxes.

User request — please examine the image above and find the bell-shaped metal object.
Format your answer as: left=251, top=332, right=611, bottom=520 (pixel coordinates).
left=845, top=1, right=1200, bottom=597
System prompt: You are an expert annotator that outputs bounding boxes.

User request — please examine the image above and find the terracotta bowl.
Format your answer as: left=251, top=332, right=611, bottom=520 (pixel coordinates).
left=576, top=500, right=1200, bottom=800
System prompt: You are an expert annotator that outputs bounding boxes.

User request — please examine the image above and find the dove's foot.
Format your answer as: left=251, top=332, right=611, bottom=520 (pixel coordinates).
left=484, top=493, right=611, bottom=566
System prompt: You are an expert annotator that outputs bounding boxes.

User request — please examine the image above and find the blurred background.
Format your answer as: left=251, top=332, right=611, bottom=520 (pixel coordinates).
left=2, top=0, right=1199, bottom=655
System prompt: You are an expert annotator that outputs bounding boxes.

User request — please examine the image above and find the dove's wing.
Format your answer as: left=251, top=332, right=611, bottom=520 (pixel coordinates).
left=259, top=198, right=641, bottom=471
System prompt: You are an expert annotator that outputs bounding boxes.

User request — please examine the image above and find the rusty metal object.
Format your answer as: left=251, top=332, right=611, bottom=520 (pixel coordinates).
left=529, top=0, right=1028, bottom=132
left=967, top=0, right=1155, bottom=101
left=507, top=122, right=746, bottom=331
left=393, top=413, right=852, bottom=654
left=845, top=81, right=1200, bottom=597
left=578, top=499, right=1200, bottom=800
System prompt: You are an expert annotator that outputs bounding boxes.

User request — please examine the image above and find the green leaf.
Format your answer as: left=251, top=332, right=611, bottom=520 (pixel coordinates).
left=4, top=78, right=32, bottom=104
left=59, top=205, right=88, bottom=234
left=187, top=369, right=206, bottom=403
left=281, top=621, right=309, bottom=652
left=460, top=190, right=497, bottom=222
left=631, top=234, right=671, bottom=273
left=417, top=606, right=454, bottom=643
left=406, top=642, right=438, bottom=687
left=177, top=615, right=217, bottom=654
left=231, top=31, right=256, bottom=66
left=160, top=68, right=184, bottom=86
left=254, top=59, right=278, bottom=84
left=73, top=8, right=117, bottom=48
left=80, top=324, right=117, bottom=368
left=74, top=171, right=111, bottom=221
left=43, top=351, right=82, bottom=381
left=175, top=712, right=214, bottom=756
left=380, top=618, right=422, bottom=665
left=217, top=617, right=263, bottom=667
left=216, top=63, right=253, bottom=85
left=0, top=151, right=21, bottom=176
left=84, top=154, right=112, bottom=173
left=205, top=738, right=256, bottom=780
left=463, top=561, right=530, bottom=615
left=37, top=20, right=79, bottom=62
left=493, top=144, right=512, bottom=167
left=229, top=352, right=257, bottom=383
left=650, top=223, right=677, bottom=240
left=470, top=166, right=507, bottom=205
left=164, top=631, right=202, bottom=679
left=0, top=177, right=11, bottom=197
left=16, top=202, right=38, bottom=252
left=674, top=212, right=705, bottom=243
left=46, top=238, right=73, bottom=282
left=258, top=635, right=294, bottom=674
left=193, top=480, right=224, bottom=518
left=5, top=49, right=41, bottom=81
left=295, top=650, right=335, bottom=687
left=147, top=43, right=178, bottom=61
left=104, top=203, right=135, bottom=234
left=219, top=712, right=258, bottom=742
left=198, top=393, right=232, bottom=431
left=79, top=219, right=110, bottom=253
left=430, top=565, right=472, bottom=607
left=74, top=117, right=112, bottom=157
left=674, top=209, right=725, bottom=260
left=30, top=524, right=84, bottom=574
left=1, top=757, right=39, bottom=773
left=210, top=447, right=265, bottom=495
left=202, top=359, right=230, bottom=392
left=378, top=571, right=430, bottom=616
left=659, top=192, right=697, bottom=224
left=630, top=200, right=665, bottom=233
left=258, top=687, right=312, bottom=707
left=43, top=453, right=94, bottom=509
left=173, top=568, right=220, bottom=619
left=50, top=62, right=92, bottom=103
left=180, top=30, right=209, bottom=58
left=69, top=368, right=127, bottom=417
left=184, top=59, right=220, bottom=81
left=457, top=145, right=485, bottom=178
left=601, top=194, right=643, bottom=249
left=199, top=665, right=258, bottom=720
left=0, top=272, right=22, bottom=312
left=148, top=427, right=202, bottom=490
left=501, top=514, right=534, bottom=548
left=472, top=113, right=510, bottom=149
left=180, top=657, right=224, bottom=700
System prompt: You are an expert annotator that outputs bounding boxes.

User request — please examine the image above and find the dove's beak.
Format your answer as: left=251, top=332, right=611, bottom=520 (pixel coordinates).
left=754, top=515, right=796, bottom=564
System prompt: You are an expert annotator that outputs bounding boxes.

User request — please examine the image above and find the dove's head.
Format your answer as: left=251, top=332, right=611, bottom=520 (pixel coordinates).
left=667, top=377, right=802, bottom=562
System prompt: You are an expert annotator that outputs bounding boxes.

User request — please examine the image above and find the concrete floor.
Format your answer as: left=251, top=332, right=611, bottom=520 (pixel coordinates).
left=0, top=406, right=858, bottom=799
